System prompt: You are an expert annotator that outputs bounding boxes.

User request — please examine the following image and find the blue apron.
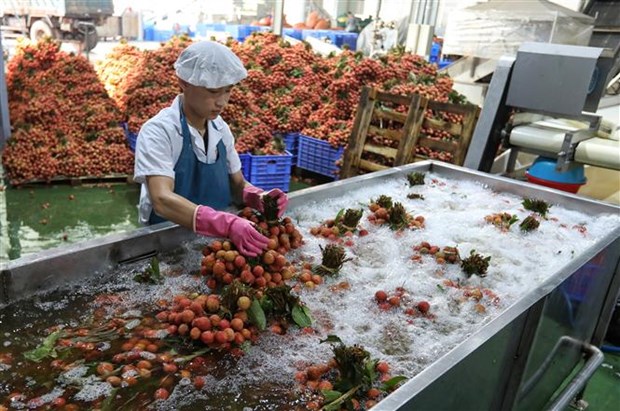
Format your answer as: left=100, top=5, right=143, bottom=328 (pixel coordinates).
left=149, top=101, right=231, bottom=224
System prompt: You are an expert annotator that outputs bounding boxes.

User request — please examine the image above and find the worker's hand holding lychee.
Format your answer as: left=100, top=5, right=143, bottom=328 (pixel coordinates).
left=193, top=205, right=269, bottom=257
left=243, top=186, right=289, bottom=218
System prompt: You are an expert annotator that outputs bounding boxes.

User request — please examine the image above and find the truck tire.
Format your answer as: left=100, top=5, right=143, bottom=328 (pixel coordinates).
left=83, top=29, right=98, bottom=52
left=30, top=20, right=54, bottom=41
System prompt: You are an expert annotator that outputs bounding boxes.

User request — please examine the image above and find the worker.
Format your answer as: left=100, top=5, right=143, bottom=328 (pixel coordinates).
left=133, top=41, right=288, bottom=257
left=345, top=11, right=358, bottom=33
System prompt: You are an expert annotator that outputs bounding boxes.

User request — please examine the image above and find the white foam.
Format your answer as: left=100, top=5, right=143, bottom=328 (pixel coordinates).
left=73, top=380, right=113, bottom=402
left=58, top=365, right=89, bottom=385
left=284, top=172, right=620, bottom=377
left=26, top=387, right=64, bottom=407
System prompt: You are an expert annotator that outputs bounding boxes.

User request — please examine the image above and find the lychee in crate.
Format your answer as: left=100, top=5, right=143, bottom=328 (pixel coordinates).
left=249, top=151, right=293, bottom=192
left=297, top=134, right=344, bottom=180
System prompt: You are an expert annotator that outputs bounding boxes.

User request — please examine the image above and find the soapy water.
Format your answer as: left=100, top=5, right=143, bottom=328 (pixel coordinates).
left=0, top=172, right=618, bottom=409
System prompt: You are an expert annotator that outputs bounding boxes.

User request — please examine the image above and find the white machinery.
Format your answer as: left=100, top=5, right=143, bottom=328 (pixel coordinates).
left=465, top=42, right=620, bottom=178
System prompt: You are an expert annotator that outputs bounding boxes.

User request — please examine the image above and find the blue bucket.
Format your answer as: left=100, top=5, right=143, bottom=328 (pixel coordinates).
left=527, top=157, right=586, bottom=185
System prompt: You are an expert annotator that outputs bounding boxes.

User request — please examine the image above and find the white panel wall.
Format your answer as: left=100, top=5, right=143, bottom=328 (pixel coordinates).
left=435, top=0, right=483, bottom=36
left=284, top=0, right=305, bottom=25
left=363, top=0, right=413, bottom=22
left=548, top=0, right=583, bottom=11
left=435, top=0, right=585, bottom=36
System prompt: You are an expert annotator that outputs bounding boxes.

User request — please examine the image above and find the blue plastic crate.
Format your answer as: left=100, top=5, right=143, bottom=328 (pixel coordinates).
left=333, top=32, right=358, bottom=50
left=283, top=28, right=303, bottom=40
left=283, top=132, right=299, bottom=162
left=297, top=135, right=344, bottom=179
left=438, top=59, right=453, bottom=69
left=153, top=29, right=174, bottom=42
left=239, top=153, right=251, bottom=180
left=143, top=26, right=155, bottom=41
left=196, top=23, right=226, bottom=37
left=225, top=24, right=270, bottom=42
left=250, top=151, right=292, bottom=175
left=249, top=151, right=293, bottom=192
left=250, top=172, right=291, bottom=192
left=301, top=30, right=357, bottom=50
left=301, top=29, right=325, bottom=40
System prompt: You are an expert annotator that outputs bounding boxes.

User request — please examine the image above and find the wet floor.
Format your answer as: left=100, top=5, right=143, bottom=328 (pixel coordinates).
left=0, top=181, right=141, bottom=263
left=0, top=175, right=313, bottom=264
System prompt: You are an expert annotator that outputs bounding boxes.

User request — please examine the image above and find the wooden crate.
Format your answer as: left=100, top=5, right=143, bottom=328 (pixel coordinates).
left=341, top=87, right=480, bottom=178
left=340, top=86, right=427, bottom=178
left=413, top=100, right=480, bottom=166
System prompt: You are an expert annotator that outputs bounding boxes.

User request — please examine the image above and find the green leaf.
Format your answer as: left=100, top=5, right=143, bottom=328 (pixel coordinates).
left=323, top=402, right=342, bottom=411
left=291, top=304, right=313, bottom=328
left=248, top=299, right=267, bottom=331
left=333, top=208, right=345, bottom=225
left=24, top=330, right=63, bottom=362
left=320, top=335, right=343, bottom=345
left=508, top=214, right=519, bottom=227
left=380, top=375, right=408, bottom=391
left=176, top=348, right=210, bottom=363
left=150, top=257, right=160, bottom=279
left=321, top=390, right=342, bottom=402
left=322, top=385, right=361, bottom=411
left=259, top=295, right=273, bottom=314
left=240, top=341, right=252, bottom=353
left=134, top=257, right=162, bottom=284
left=302, top=305, right=313, bottom=320
left=364, top=359, right=378, bottom=383
left=100, top=388, right=119, bottom=411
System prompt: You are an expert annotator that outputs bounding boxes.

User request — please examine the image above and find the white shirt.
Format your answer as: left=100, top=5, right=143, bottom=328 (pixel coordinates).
left=134, top=95, right=242, bottom=224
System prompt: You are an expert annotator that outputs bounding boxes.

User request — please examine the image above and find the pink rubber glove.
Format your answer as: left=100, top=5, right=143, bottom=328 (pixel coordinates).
left=194, top=205, right=269, bottom=257
left=242, top=186, right=289, bottom=218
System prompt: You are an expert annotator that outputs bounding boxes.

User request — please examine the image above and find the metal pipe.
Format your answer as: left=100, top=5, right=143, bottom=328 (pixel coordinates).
left=406, top=0, right=416, bottom=28
left=0, top=32, right=11, bottom=148
left=272, top=0, right=284, bottom=36
left=518, top=336, right=603, bottom=401
left=414, top=0, right=424, bottom=25
left=427, top=0, right=434, bottom=25
left=428, top=0, right=439, bottom=27
left=547, top=340, right=604, bottom=411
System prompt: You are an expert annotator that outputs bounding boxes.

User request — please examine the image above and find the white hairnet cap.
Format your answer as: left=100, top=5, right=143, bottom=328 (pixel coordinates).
left=174, top=41, right=247, bottom=88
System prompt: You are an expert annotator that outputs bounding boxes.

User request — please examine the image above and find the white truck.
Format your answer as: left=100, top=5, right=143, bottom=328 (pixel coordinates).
left=0, top=0, right=114, bottom=51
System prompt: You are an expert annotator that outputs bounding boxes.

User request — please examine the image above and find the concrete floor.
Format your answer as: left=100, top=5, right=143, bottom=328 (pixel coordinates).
left=579, top=350, right=620, bottom=411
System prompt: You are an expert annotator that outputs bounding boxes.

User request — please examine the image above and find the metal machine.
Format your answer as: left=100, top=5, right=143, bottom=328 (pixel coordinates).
left=464, top=42, right=620, bottom=175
